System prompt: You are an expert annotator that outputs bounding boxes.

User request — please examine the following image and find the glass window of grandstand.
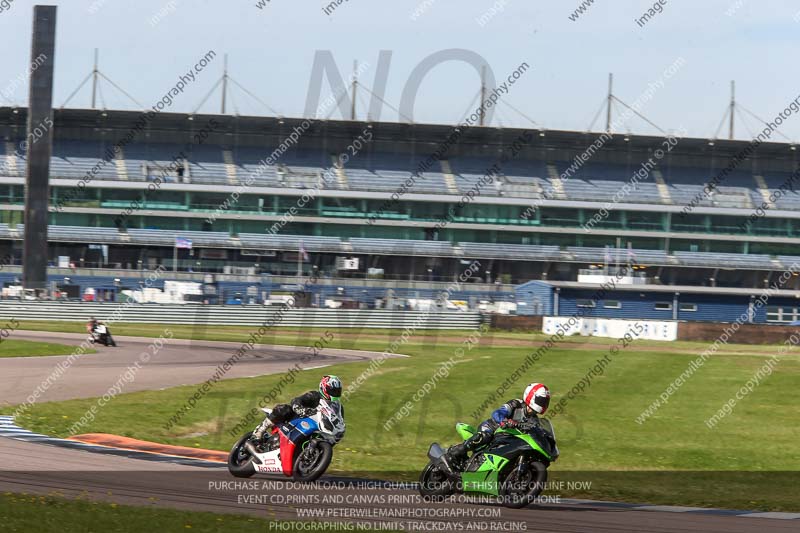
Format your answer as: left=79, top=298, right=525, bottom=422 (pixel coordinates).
left=445, top=228, right=486, bottom=243
left=277, top=195, right=315, bottom=216
left=708, top=215, right=743, bottom=235
left=321, top=198, right=363, bottom=218
left=152, top=190, right=186, bottom=208
left=495, top=231, right=532, bottom=244
left=405, top=201, right=446, bottom=222
left=4, top=185, right=24, bottom=204
left=670, top=239, right=742, bottom=254
left=576, top=299, right=596, bottom=308
left=679, top=303, right=697, bottom=312
left=654, top=302, right=672, bottom=311
left=746, top=216, right=790, bottom=237
left=766, top=306, right=799, bottom=323
left=579, top=235, right=616, bottom=248
left=624, top=211, right=664, bottom=231
left=50, top=213, right=90, bottom=226
left=603, top=300, right=621, bottom=309
left=140, top=216, right=194, bottom=231
left=365, top=199, right=408, bottom=221
left=317, top=223, right=369, bottom=238
left=53, top=186, right=99, bottom=208
left=670, top=213, right=705, bottom=234
left=458, top=204, right=511, bottom=224
left=748, top=242, right=797, bottom=256
left=267, top=221, right=315, bottom=236
left=541, top=207, right=583, bottom=228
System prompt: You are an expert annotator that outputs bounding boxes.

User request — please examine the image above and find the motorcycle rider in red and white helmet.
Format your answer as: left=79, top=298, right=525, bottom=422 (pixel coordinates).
left=441, top=383, right=550, bottom=472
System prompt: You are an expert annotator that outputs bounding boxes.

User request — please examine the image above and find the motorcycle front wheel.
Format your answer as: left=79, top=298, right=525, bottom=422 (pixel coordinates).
left=500, top=460, right=548, bottom=509
left=292, top=440, right=332, bottom=482
left=418, top=462, right=455, bottom=500
left=227, top=432, right=256, bottom=478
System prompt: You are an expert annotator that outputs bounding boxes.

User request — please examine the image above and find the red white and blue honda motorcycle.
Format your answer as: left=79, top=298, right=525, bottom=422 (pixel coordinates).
left=227, top=399, right=345, bottom=481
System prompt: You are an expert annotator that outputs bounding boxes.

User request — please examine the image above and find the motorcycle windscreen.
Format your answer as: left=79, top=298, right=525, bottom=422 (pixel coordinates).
left=538, top=418, right=556, bottom=440
left=538, top=418, right=558, bottom=456
left=484, top=433, right=542, bottom=463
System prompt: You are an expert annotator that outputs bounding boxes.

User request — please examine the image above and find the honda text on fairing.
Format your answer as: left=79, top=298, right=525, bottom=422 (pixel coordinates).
left=227, top=398, right=345, bottom=481
left=420, top=415, right=559, bottom=508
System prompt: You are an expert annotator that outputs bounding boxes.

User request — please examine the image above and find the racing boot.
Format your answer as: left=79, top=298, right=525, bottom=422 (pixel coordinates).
left=252, top=417, right=273, bottom=441
left=440, top=441, right=469, bottom=473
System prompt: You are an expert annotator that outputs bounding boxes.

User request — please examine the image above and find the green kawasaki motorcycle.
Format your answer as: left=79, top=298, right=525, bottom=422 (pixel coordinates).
left=420, top=417, right=559, bottom=508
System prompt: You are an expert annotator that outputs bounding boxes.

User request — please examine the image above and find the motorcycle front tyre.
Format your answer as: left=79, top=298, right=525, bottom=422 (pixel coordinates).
left=292, top=440, right=333, bottom=482
left=418, top=461, right=455, bottom=500
left=227, top=432, right=257, bottom=478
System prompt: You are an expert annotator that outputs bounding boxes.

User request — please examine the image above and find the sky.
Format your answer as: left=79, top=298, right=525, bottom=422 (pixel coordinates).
left=1, top=0, right=799, bottom=142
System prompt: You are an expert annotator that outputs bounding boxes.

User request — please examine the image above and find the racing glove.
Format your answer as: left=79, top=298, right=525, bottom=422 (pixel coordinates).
left=293, top=405, right=315, bottom=417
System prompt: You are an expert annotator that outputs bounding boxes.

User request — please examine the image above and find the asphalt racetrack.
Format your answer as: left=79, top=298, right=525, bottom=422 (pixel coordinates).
left=0, top=331, right=795, bottom=532
left=1, top=330, right=385, bottom=405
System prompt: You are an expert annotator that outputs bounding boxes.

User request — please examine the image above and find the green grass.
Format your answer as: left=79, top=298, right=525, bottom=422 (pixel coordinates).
left=9, top=318, right=786, bottom=356
left=0, top=339, right=94, bottom=358
left=12, top=323, right=800, bottom=512
left=0, top=492, right=270, bottom=533
left=9, top=319, right=452, bottom=352
left=0, top=492, right=389, bottom=532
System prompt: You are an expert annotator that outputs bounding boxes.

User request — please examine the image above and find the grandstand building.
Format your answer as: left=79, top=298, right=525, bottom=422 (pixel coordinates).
left=2, top=106, right=800, bottom=300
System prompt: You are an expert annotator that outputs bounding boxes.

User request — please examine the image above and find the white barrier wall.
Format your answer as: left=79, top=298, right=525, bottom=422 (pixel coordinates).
left=0, top=301, right=481, bottom=329
left=542, top=317, right=678, bottom=341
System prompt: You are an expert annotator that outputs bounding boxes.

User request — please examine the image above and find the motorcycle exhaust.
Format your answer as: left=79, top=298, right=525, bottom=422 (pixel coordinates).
left=243, top=441, right=263, bottom=464
left=427, top=444, right=461, bottom=481
left=427, top=443, right=445, bottom=461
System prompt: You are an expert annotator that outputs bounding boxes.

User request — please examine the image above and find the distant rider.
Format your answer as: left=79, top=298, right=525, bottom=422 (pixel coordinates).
left=86, top=317, right=99, bottom=334
left=252, top=375, right=343, bottom=441
left=441, top=382, right=550, bottom=471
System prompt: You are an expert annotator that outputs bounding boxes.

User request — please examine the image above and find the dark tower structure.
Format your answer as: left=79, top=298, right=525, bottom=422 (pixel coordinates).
left=23, top=5, right=57, bottom=293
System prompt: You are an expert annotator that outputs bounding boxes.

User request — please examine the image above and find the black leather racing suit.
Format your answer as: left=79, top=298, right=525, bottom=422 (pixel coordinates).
left=449, top=399, right=528, bottom=459
left=269, top=390, right=324, bottom=425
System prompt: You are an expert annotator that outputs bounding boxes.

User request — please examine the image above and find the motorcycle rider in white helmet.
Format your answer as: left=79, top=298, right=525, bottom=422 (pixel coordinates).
left=441, top=383, right=551, bottom=472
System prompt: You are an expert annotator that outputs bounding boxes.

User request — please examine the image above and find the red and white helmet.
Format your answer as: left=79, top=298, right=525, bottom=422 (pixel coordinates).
left=523, top=383, right=551, bottom=414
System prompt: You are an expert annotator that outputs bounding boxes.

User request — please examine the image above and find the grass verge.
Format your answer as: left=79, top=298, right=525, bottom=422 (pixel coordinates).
left=7, top=319, right=789, bottom=356
left=0, top=339, right=94, bottom=358
left=0, top=492, right=393, bottom=532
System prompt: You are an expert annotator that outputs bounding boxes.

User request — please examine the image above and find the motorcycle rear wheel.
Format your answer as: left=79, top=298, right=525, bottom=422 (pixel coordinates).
left=292, top=440, right=332, bottom=482
left=500, top=460, right=548, bottom=509
left=418, top=462, right=455, bottom=500
left=227, top=432, right=257, bottom=478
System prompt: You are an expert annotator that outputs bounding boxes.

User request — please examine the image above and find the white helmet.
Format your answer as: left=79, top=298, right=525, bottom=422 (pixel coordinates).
left=523, top=383, right=551, bottom=414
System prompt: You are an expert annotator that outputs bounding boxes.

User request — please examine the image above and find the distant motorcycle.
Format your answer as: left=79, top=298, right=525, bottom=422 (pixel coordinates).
left=89, top=324, right=117, bottom=347
left=228, top=399, right=345, bottom=481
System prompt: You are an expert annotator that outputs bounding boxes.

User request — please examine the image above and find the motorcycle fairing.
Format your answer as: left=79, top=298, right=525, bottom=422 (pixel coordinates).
left=456, top=423, right=476, bottom=440
left=279, top=432, right=295, bottom=476
left=275, top=417, right=320, bottom=475
left=252, top=448, right=284, bottom=475
left=279, top=417, right=319, bottom=444
left=461, top=453, right=510, bottom=495
left=493, top=427, right=554, bottom=462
